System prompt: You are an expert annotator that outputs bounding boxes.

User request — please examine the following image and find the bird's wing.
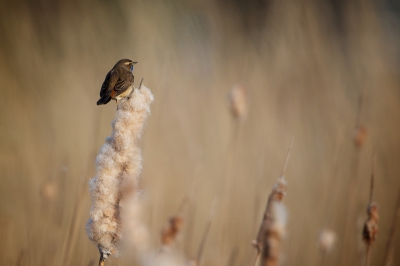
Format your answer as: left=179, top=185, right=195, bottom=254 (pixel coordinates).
left=114, top=71, right=134, bottom=92
left=99, top=69, right=119, bottom=97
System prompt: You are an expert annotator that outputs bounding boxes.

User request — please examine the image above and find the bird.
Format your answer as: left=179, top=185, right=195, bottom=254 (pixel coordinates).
left=97, top=59, right=138, bottom=106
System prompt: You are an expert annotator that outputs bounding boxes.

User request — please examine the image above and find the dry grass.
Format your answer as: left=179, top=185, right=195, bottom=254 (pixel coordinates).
left=1, top=0, right=400, bottom=265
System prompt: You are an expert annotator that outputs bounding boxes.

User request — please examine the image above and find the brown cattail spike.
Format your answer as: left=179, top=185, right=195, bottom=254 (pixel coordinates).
left=253, top=177, right=287, bottom=254
left=362, top=153, right=379, bottom=266
left=259, top=202, right=287, bottom=266
left=363, top=202, right=379, bottom=245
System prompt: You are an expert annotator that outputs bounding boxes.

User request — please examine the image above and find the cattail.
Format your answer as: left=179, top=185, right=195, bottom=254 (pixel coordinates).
left=253, top=139, right=292, bottom=266
left=40, top=180, right=58, bottom=201
left=362, top=153, right=378, bottom=266
left=318, top=228, right=336, bottom=254
left=252, top=177, right=287, bottom=266
left=161, top=216, right=184, bottom=248
left=227, top=84, right=248, bottom=121
left=160, top=199, right=187, bottom=249
left=362, top=203, right=379, bottom=245
left=86, top=84, right=154, bottom=263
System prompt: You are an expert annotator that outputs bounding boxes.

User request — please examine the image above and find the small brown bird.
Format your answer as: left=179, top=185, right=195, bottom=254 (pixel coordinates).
left=97, top=59, right=138, bottom=105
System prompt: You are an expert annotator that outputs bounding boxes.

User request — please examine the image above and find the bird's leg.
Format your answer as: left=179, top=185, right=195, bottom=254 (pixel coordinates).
left=116, top=99, right=119, bottom=110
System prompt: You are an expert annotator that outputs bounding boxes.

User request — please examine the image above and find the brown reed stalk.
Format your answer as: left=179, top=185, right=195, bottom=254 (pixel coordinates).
left=184, top=175, right=200, bottom=256
left=227, top=247, right=239, bottom=266
left=342, top=89, right=367, bottom=264
left=86, top=82, right=153, bottom=265
left=252, top=138, right=293, bottom=266
left=362, top=153, right=378, bottom=266
left=384, top=187, right=400, bottom=266
left=317, top=140, right=341, bottom=266
left=191, top=197, right=217, bottom=266
left=354, top=90, right=367, bottom=148
left=216, top=84, right=248, bottom=265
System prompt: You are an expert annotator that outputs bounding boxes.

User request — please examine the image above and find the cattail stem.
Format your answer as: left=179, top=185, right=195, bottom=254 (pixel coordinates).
left=196, top=198, right=217, bottom=265
left=99, top=253, right=105, bottom=266
left=253, top=252, right=260, bottom=266
left=369, top=152, right=375, bottom=204
left=320, top=252, right=325, bottom=266
left=281, top=137, right=294, bottom=177
left=365, top=153, right=375, bottom=266
left=365, top=245, right=370, bottom=266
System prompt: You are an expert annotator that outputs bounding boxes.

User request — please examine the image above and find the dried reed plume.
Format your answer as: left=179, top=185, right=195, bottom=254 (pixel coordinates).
left=362, top=154, right=378, bottom=266
left=318, top=228, right=336, bottom=266
left=318, top=228, right=336, bottom=254
left=252, top=139, right=293, bottom=266
left=227, top=84, right=248, bottom=121
left=86, top=82, right=154, bottom=264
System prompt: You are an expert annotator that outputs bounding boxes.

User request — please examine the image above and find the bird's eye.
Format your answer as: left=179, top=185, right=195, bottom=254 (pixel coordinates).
left=130, top=64, right=133, bottom=71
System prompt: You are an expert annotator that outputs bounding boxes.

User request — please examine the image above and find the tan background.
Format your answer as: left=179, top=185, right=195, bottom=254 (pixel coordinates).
left=0, top=0, right=399, bottom=265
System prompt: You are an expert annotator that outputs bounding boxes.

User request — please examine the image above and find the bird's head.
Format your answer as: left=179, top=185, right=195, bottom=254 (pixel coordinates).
left=115, top=59, right=138, bottom=71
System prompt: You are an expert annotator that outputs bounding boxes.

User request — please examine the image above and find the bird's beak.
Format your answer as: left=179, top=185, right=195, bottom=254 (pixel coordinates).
left=133, top=62, right=138, bottom=65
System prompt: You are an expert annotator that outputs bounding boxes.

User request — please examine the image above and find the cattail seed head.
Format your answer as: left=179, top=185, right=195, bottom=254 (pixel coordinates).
left=260, top=202, right=287, bottom=266
left=227, top=84, right=248, bottom=121
left=253, top=176, right=288, bottom=266
left=86, top=85, right=153, bottom=258
left=353, top=126, right=367, bottom=147
left=40, top=180, right=58, bottom=201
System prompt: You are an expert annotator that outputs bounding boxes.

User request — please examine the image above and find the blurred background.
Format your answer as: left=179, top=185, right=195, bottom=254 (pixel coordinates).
left=1, top=0, right=400, bottom=265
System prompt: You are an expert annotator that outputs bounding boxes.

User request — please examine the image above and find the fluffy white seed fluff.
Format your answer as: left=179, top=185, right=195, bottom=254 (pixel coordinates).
left=86, top=85, right=154, bottom=258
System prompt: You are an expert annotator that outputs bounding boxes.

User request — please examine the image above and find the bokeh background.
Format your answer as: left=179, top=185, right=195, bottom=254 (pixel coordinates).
left=1, top=0, right=400, bottom=265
